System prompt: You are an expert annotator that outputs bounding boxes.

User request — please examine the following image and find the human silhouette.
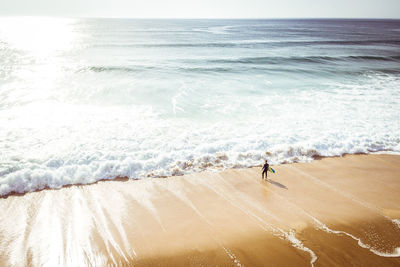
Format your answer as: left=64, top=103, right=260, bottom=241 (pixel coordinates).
left=262, top=160, right=269, bottom=180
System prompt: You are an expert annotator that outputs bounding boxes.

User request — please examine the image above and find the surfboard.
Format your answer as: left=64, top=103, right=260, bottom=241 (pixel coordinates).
left=268, top=167, right=275, bottom=173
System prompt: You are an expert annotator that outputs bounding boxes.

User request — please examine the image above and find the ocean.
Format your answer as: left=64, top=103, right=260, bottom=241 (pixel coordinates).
left=1, top=18, right=400, bottom=196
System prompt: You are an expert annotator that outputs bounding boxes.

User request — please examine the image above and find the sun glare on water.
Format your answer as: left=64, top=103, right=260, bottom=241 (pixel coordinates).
left=0, top=17, right=82, bottom=111
left=0, top=16, right=78, bottom=56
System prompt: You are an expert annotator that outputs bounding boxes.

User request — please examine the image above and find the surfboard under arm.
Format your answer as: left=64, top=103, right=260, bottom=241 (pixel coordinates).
left=268, top=167, right=275, bottom=173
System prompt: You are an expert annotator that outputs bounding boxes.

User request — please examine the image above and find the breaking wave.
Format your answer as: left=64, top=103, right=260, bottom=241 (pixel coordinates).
left=1, top=138, right=399, bottom=197
left=1, top=18, right=400, bottom=197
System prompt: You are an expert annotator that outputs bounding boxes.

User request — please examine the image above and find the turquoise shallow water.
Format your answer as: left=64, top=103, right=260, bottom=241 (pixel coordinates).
left=0, top=18, right=400, bottom=195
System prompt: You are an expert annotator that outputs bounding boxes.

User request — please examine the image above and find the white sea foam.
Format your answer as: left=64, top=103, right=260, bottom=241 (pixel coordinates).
left=392, top=219, right=400, bottom=229
left=1, top=89, right=399, bottom=196
left=284, top=230, right=318, bottom=266
left=311, top=217, right=400, bottom=257
left=223, top=247, right=244, bottom=267
left=1, top=18, right=400, bottom=196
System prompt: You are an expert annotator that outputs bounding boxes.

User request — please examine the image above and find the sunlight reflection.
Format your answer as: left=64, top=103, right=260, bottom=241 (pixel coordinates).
left=0, top=17, right=81, bottom=106
left=0, top=17, right=78, bottom=56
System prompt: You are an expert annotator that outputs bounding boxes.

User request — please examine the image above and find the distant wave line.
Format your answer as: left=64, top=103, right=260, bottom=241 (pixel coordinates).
left=80, top=66, right=400, bottom=75
left=92, top=39, right=400, bottom=48
left=208, top=55, right=400, bottom=64
left=79, top=54, right=400, bottom=75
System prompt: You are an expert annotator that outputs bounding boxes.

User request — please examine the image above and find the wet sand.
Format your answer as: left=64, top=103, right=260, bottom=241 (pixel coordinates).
left=1, top=154, right=400, bottom=266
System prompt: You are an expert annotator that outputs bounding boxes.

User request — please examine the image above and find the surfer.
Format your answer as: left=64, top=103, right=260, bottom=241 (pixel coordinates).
left=262, top=160, right=269, bottom=180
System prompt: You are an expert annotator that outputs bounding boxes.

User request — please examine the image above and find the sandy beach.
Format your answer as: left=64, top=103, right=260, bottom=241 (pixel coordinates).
left=1, top=154, right=400, bottom=266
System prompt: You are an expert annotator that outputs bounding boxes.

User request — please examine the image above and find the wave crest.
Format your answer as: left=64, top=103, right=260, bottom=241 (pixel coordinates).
left=1, top=143, right=398, bottom=197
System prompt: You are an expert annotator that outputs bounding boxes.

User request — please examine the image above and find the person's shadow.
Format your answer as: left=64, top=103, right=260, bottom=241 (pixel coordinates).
left=266, top=179, right=288, bottom=190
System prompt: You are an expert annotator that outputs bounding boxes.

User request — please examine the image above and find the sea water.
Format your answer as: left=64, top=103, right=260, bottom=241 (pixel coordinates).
left=1, top=18, right=399, bottom=195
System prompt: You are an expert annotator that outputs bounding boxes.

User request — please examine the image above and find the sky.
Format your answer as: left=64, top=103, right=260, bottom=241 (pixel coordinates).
left=0, top=0, right=399, bottom=19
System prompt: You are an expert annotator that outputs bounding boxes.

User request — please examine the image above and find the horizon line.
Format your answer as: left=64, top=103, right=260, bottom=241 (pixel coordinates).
left=0, top=15, right=400, bottom=20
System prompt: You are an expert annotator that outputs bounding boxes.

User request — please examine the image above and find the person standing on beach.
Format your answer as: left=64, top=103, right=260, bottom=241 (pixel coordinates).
left=262, top=160, right=269, bottom=180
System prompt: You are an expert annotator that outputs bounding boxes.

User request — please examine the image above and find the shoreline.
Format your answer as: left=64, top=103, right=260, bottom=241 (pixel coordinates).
left=1, top=154, right=400, bottom=266
left=1, top=151, right=398, bottom=199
